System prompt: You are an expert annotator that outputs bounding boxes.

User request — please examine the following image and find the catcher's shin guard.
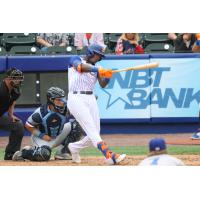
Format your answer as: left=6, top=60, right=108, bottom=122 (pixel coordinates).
left=21, top=145, right=51, bottom=161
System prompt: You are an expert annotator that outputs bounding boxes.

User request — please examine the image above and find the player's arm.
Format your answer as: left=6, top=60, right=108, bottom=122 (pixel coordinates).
left=69, top=56, right=113, bottom=78
left=8, top=101, right=20, bottom=122
left=36, top=36, right=52, bottom=47
left=69, top=56, right=97, bottom=72
left=25, top=111, right=51, bottom=141
left=25, top=123, right=51, bottom=141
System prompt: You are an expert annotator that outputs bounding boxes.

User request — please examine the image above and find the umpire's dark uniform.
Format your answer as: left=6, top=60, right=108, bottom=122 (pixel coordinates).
left=0, top=68, right=24, bottom=160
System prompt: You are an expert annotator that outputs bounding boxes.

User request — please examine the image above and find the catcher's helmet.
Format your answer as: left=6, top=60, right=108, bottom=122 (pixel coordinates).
left=47, top=87, right=67, bottom=114
left=86, top=44, right=105, bottom=58
left=5, top=67, right=24, bottom=88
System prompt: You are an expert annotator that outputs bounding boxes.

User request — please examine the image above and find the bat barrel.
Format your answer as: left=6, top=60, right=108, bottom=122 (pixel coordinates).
left=112, top=62, right=159, bottom=73
left=147, top=62, right=159, bottom=68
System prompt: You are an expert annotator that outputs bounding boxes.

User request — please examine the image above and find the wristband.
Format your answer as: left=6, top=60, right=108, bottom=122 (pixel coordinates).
left=38, top=132, right=46, bottom=139
left=32, top=129, right=45, bottom=139
left=91, top=66, right=99, bottom=73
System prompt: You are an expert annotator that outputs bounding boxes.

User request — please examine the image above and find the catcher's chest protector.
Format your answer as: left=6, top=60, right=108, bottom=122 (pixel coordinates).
left=40, top=105, right=66, bottom=138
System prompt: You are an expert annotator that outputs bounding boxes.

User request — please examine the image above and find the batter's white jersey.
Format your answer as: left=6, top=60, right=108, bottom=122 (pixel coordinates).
left=67, top=56, right=102, bottom=148
left=138, top=154, right=185, bottom=166
left=68, top=57, right=99, bottom=92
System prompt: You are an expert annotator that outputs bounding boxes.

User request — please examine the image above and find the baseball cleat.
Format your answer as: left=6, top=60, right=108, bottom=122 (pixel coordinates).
left=190, top=131, right=200, bottom=140
left=68, top=143, right=81, bottom=163
left=12, top=151, right=25, bottom=161
left=54, top=153, right=72, bottom=160
left=54, top=145, right=72, bottom=160
left=105, top=153, right=126, bottom=165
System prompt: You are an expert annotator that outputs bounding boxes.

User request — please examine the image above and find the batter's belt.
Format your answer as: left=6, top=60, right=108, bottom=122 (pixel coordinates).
left=73, top=91, right=93, bottom=95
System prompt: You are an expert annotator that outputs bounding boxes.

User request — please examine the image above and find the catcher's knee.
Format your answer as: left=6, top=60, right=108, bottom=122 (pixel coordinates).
left=61, top=121, right=84, bottom=154
left=22, top=145, right=51, bottom=161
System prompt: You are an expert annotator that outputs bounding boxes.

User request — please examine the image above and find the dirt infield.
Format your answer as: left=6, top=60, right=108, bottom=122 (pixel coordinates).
left=0, top=133, right=200, bottom=166
left=1, top=155, right=200, bottom=166
left=1, top=133, right=200, bottom=148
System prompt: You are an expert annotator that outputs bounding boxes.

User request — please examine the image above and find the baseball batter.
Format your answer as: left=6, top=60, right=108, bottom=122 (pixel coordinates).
left=138, top=138, right=184, bottom=166
left=67, top=44, right=126, bottom=165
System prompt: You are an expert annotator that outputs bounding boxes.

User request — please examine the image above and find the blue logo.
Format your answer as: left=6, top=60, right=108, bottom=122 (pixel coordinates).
left=102, top=67, right=200, bottom=109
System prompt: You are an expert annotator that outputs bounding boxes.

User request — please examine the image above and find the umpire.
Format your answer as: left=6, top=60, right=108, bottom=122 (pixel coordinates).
left=0, top=67, right=25, bottom=160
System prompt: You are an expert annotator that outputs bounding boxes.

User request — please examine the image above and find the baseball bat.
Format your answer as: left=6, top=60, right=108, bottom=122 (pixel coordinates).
left=112, top=62, right=159, bottom=73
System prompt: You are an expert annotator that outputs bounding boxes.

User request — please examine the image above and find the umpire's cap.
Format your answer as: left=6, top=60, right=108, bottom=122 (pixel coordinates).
left=86, top=44, right=105, bottom=58
left=149, top=138, right=167, bottom=152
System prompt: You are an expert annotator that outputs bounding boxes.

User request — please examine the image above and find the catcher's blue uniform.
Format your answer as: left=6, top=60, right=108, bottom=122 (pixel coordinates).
left=26, top=104, right=67, bottom=139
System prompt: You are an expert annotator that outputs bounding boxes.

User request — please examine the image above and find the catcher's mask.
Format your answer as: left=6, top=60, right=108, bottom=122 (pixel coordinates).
left=5, top=67, right=24, bottom=89
left=47, top=87, right=67, bottom=114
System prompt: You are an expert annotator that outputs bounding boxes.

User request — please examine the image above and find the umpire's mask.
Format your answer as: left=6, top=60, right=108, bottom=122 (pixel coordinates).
left=5, top=67, right=24, bottom=89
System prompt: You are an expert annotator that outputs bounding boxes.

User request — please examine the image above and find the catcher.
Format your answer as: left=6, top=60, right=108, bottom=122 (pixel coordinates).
left=12, top=87, right=83, bottom=161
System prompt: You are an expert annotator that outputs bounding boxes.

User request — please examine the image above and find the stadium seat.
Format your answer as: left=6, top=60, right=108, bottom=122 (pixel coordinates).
left=45, top=46, right=77, bottom=55
left=143, top=33, right=173, bottom=48
left=77, top=46, right=87, bottom=55
left=65, top=46, right=77, bottom=55
left=138, top=33, right=145, bottom=46
left=144, top=43, right=174, bottom=53
left=2, top=33, right=36, bottom=51
left=104, top=47, right=112, bottom=54
left=107, top=33, right=121, bottom=52
left=0, top=46, right=7, bottom=55
left=103, top=33, right=110, bottom=46
left=0, top=34, right=3, bottom=46
left=45, top=46, right=66, bottom=55
left=9, top=46, right=39, bottom=55
left=144, top=33, right=170, bottom=42
left=77, top=46, right=112, bottom=55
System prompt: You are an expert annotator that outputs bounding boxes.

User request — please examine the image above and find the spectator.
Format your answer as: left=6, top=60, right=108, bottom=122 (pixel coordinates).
left=115, top=33, right=144, bottom=55
left=138, top=138, right=184, bottom=166
left=169, top=33, right=196, bottom=53
left=37, top=33, right=69, bottom=52
left=192, top=33, right=200, bottom=52
left=168, top=33, right=178, bottom=41
left=74, top=33, right=106, bottom=50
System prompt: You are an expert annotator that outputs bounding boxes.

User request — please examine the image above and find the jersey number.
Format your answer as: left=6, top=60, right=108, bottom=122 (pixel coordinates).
left=151, top=157, right=160, bottom=165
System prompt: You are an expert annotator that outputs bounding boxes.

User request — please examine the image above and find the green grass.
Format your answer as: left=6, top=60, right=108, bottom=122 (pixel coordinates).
left=79, top=145, right=200, bottom=157
left=1, top=145, right=200, bottom=160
